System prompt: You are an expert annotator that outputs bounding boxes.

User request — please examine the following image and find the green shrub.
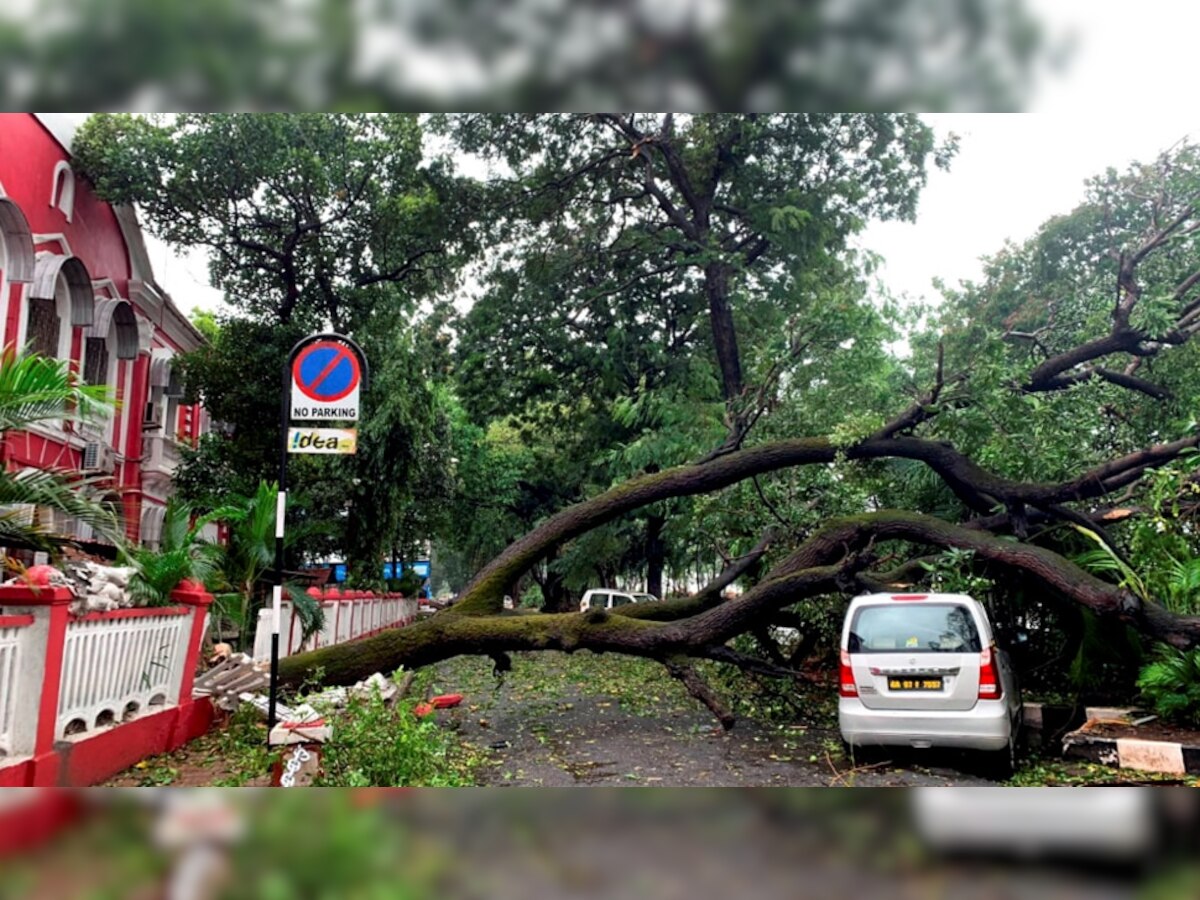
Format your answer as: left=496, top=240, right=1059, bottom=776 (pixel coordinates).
left=1137, top=645, right=1200, bottom=726
left=316, top=681, right=475, bottom=786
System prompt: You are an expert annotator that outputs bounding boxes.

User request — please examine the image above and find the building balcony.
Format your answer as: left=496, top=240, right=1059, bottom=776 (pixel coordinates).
left=142, top=434, right=181, bottom=477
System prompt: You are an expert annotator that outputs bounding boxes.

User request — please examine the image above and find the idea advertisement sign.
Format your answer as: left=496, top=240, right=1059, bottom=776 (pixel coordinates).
left=287, top=427, right=358, bottom=454
left=290, top=339, right=362, bottom=421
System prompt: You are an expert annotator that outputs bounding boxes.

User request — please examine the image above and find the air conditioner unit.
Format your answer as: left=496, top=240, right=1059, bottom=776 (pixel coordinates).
left=142, top=401, right=163, bottom=430
left=82, top=441, right=116, bottom=474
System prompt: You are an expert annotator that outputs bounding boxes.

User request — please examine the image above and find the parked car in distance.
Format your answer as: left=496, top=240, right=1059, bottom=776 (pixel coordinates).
left=579, top=589, right=641, bottom=612
left=838, top=592, right=1022, bottom=772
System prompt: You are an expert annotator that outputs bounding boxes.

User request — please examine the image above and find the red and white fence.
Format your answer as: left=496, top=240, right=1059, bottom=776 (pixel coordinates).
left=57, top=607, right=193, bottom=739
left=251, top=589, right=417, bottom=662
left=0, top=582, right=214, bottom=787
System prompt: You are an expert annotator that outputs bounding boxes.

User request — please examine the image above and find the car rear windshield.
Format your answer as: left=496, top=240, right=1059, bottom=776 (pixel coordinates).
left=848, top=603, right=982, bottom=654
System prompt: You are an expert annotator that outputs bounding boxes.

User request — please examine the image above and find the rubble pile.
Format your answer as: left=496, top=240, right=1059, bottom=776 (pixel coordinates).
left=3, top=562, right=141, bottom=614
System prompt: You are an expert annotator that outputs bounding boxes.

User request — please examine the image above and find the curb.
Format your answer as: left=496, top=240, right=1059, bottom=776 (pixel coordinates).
left=1063, top=728, right=1200, bottom=776
left=1021, top=702, right=1084, bottom=751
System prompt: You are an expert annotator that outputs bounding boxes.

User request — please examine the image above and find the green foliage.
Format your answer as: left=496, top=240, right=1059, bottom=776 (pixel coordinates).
left=918, top=549, right=991, bottom=598
left=124, top=497, right=233, bottom=606
left=74, top=113, right=469, bottom=579
left=316, top=674, right=478, bottom=786
left=73, top=113, right=474, bottom=334
left=1073, top=527, right=1150, bottom=600
left=188, top=307, right=220, bottom=342
left=0, top=347, right=109, bottom=431
left=342, top=331, right=455, bottom=581
left=1138, top=645, right=1200, bottom=726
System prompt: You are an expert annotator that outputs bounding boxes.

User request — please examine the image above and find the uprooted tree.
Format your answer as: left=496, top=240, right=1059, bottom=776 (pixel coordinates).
left=277, top=122, right=1200, bottom=726
left=74, top=114, right=1200, bottom=727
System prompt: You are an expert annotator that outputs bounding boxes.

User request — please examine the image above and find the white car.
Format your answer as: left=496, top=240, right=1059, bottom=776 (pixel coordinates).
left=838, top=592, right=1022, bottom=771
left=579, top=589, right=641, bottom=612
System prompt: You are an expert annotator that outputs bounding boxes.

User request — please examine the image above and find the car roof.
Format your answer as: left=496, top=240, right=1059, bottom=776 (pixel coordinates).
left=849, top=592, right=982, bottom=606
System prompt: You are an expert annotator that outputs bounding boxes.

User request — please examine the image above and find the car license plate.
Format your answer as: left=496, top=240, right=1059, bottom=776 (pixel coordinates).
left=888, top=676, right=943, bottom=691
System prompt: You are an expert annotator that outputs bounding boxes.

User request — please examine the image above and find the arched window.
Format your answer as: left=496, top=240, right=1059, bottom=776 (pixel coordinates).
left=148, top=351, right=181, bottom=433
left=140, top=502, right=166, bottom=550
left=83, top=332, right=110, bottom=388
left=83, top=299, right=137, bottom=445
left=49, top=161, right=75, bottom=223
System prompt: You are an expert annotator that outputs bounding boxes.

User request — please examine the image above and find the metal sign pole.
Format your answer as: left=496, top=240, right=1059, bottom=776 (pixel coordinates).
left=269, top=350, right=292, bottom=735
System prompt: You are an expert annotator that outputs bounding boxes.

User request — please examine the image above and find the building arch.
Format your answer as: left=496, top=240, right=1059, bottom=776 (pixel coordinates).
left=86, top=297, right=138, bottom=359
left=0, top=199, right=34, bottom=284
left=31, top=252, right=93, bottom=327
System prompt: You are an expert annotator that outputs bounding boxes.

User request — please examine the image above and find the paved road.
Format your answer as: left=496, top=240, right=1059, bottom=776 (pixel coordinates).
left=429, top=652, right=1000, bottom=787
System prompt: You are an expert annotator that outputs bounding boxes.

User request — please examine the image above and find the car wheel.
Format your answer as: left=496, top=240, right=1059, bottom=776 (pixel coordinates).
left=983, top=735, right=1017, bottom=781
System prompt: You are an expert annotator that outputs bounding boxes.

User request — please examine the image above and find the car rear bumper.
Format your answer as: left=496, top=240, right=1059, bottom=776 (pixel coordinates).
left=839, top=697, right=1012, bottom=750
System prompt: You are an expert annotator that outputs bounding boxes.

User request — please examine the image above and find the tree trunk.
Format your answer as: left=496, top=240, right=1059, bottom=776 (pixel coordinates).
left=542, top=569, right=573, bottom=612
left=704, top=261, right=743, bottom=402
left=278, top=508, right=1200, bottom=698
left=645, top=513, right=666, bottom=599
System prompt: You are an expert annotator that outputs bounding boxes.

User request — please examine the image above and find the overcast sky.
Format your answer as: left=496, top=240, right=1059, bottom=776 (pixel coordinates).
left=143, top=0, right=1200, bottom=320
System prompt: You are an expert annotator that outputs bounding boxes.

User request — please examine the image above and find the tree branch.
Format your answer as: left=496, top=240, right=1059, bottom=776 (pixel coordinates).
left=663, top=656, right=736, bottom=730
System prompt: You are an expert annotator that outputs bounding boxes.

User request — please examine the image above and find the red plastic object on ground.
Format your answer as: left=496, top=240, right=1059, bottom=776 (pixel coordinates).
left=413, top=702, right=434, bottom=717
left=430, top=693, right=463, bottom=709
left=22, top=564, right=60, bottom=586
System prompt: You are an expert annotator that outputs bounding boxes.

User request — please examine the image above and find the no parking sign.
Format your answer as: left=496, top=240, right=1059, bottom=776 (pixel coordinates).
left=290, top=339, right=363, bottom=421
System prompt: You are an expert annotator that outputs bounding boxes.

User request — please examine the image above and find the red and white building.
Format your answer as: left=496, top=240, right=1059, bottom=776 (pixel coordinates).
left=0, top=113, right=208, bottom=550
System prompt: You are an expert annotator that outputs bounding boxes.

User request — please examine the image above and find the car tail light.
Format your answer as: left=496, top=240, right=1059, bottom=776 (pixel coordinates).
left=978, top=645, right=1002, bottom=699
left=890, top=594, right=927, bottom=601
left=839, top=650, right=858, bottom=697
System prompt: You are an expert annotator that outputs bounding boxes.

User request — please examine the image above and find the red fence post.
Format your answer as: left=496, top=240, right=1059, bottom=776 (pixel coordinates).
left=171, top=582, right=214, bottom=703
left=168, top=582, right=216, bottom=750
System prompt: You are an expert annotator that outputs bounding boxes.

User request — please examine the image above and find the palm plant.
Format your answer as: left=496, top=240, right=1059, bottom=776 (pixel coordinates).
left=124, top=497, right=239, bottom=606
left=1138, top=646, right=1200, bottom=726
left=0, top=349, right=120, bottom=551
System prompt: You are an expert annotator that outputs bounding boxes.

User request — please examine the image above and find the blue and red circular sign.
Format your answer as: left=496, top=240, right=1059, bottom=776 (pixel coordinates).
left=292, top=341, right=361, bottom=402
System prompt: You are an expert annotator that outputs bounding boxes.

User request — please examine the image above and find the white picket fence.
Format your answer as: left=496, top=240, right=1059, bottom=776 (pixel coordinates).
left=56, top=608, right=191, bottom=739
left=0, top=621, right=27, bottom=757
left=252, top=594, right=417, bottom=663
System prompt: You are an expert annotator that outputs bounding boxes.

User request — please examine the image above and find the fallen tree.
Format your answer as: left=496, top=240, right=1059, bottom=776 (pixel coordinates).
left=277, top=413, right=1200, bottom=716
left=278, top=134, right=1200, bottom=728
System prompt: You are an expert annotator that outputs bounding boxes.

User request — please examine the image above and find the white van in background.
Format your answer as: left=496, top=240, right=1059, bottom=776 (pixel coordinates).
left=838, top=592, right=1022, bottom=772
left=579, top=589, right=642, bottom=612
